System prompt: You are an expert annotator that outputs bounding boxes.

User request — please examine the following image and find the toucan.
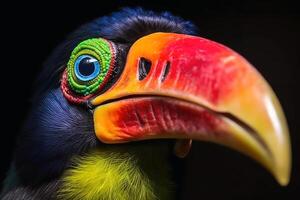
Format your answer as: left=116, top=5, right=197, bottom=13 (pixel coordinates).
left=1, top=8, right=291, bottom=200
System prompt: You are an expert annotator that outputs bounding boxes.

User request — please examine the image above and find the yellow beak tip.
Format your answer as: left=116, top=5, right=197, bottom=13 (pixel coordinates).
left=274, top=163, right=291, bottom=186
left=276, top=173, right=290, bottom=186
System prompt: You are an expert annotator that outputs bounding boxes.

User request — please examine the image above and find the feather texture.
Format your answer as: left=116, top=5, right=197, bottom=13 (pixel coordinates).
left=58, top=143, right=173, bottom=200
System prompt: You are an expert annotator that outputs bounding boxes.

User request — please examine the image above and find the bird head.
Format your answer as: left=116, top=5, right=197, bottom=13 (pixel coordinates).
left=14, top=8, right=291, bottom=190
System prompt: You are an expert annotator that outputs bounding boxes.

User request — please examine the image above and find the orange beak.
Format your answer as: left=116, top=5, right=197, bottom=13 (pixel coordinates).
left=91, top=33, right=291, bottom=185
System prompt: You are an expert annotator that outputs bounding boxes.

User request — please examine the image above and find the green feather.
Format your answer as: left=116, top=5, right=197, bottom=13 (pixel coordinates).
left=58, top=142, right=174, bottom=200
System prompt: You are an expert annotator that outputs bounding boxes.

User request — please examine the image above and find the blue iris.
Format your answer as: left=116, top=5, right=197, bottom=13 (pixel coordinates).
left=74, top=55, right=101, bottom=82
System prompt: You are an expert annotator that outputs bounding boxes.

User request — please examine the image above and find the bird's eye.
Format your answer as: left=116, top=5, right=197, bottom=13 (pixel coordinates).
left=61, top=38, right=116, bottom=103
left=74, top=55, right=100, bottom=82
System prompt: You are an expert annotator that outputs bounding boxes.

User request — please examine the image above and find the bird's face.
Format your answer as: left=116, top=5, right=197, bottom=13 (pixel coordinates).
left=60, top=32, right=291, bottom=185
left=13, top=9, right=291, bottom=191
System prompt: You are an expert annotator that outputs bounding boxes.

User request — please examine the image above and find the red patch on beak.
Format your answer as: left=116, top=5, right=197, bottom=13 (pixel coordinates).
left=94, top=97, right=226, bottom=143
left=160, top=37, right=238, bottom=104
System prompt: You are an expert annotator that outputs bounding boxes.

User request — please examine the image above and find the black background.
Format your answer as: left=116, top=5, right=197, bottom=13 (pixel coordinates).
left=1, top=0, right=299, bottom=199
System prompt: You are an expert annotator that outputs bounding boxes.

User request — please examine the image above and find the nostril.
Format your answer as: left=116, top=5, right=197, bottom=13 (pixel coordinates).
left=161, top=61, right=171, bottom=82
left=138, top=57, right=152, bottom=80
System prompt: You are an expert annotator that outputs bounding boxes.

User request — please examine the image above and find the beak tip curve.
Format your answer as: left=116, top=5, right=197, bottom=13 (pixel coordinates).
left=274, top=146, right=292, bottom=186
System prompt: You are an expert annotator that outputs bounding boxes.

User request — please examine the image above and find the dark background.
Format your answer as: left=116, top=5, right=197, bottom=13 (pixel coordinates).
left=1, top=0, right=299, bottom=199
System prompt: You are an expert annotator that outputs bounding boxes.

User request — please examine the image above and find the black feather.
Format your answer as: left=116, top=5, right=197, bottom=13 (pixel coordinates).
left=14, top=89, right=97, bottom=185
left=2, top=178, right=60, bottom=200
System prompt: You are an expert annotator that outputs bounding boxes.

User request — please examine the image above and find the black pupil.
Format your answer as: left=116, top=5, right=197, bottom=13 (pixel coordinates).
left=79, top=57, right=96, bottom=76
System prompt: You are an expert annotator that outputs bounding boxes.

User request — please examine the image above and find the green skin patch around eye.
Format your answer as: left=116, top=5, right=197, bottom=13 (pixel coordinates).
left=67, top=38, right=113, bottom=96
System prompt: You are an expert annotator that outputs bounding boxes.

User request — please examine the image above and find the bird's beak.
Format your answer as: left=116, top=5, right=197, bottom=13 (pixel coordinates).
left=91, top=33, right=291, bottom=185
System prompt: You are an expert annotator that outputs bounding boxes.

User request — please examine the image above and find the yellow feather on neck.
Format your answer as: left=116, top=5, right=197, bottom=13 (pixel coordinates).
left=58, top=142, right=173, bottom=200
